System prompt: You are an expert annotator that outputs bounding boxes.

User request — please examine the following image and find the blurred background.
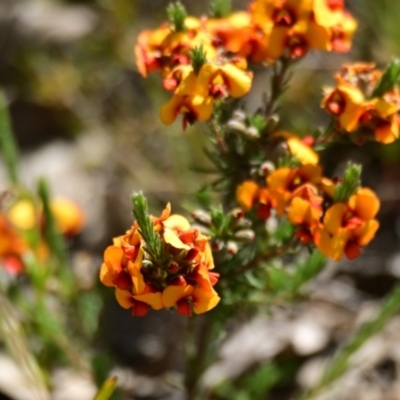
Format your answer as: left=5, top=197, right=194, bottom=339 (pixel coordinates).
left=1, top=0, right=400, bottom=399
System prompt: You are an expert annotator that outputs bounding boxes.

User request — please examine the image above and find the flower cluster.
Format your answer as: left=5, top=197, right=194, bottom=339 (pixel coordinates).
left=0, top=214, right=27, bottom=275
left=249, top=0, right=357, bottom=61
left=0, top=197, right=84, bottom=275
left=322, top=63, right=400, bottom=144
left=100, top=202, right=219, bottom=316
left=135, top=0, right=356, bottom=127
left=236, top=150, right=380, bottom=261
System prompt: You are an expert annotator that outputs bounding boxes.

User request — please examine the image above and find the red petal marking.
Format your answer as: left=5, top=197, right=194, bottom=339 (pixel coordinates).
left=163, top=78, right=178, bottom=91
left=345, top=216, right=364, bottom=230
left=123, top=245, right=139, bottom=260
left=133, top=301, right=149, bottom=317
left=177, top=299, right=192, bottom=316
left=185, top=248, right=200, bottom=262
left=208, top=272, right=220, bottom=286
left=179, top=230, right=196, bottom=244
left=301, top=135, right=314, bottom=147
left=112, top=273, right=132, bottom=290
left=257, top=203, right=271, bottom=220
left=344, top=241, right=361, bottom=260
left=295, top=229, right=312, bottom=244
left=170, top=276, right=187, bottom=286
left=327, top=0, right=344, bottom=11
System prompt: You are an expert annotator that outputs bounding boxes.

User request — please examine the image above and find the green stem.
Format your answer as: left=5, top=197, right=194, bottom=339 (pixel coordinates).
left=186, top=315, right=214, bottom=400
left=265, top=58, right=295, bottom=116
left=0, top=91, right=19, bottom=185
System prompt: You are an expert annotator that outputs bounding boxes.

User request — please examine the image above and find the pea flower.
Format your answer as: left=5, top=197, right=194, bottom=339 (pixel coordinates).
left=100, top=202, right=220, bottom=316
left=315, top=188, right=380, bottom=260
left=160, top=61, right=252, bottom=128
left=323, top=63, right=400, bottom=144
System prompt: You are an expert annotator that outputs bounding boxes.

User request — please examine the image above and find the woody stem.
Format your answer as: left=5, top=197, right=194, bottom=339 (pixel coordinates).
left=265, top=57, right=294, bottom=116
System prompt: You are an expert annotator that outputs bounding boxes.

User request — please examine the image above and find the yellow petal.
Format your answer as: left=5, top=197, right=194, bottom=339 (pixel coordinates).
left=288, top=197, right=319, bottom=225
left=8, top=199, right=36, bottom=230
left=279, top=132, right=319, bottom=165
left=355, top=219, right=379, bottom=246
left=374, top=98, right=398, bottom=118
left=134, top=292, right=164, bottom=310
left=348, top=188, right=380, bottom=221
left=219, top=63, right=252, bottom=98
left=236, top=180, right=259, bottom=210
left=163, top=214, right=191, bottom=231
left=374, top=119, right=398, bottom=144
left=323, top=203, right=346, bottom=235
left=50, top=198, right=84, bottom=235
left=162, top=285, right=194, bottom=308
left=160, top=95, right=182, bottom=125
left=99, top=246, right=124, bottom=286
left=192, top=287, right=220, bottom=314
left=193, top=96, right=214, bottom=122
left=115, top=289, right=133, bottom=309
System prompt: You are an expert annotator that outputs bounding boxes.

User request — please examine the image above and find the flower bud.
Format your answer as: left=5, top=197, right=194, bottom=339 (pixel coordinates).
left=234, top=229, right=255, bottom=241
left=191, top=210, right=212, bottom=226
left=227, top=119, right=247, bottom=133
left=226, top=241, right=238, bottom=254
left=244, top=126, right=260, bottom=140
left=232, top=109, right=247, bottom=122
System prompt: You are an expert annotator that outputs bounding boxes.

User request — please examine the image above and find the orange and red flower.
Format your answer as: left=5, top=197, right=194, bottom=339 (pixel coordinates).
left=314, top=188, right=380, bottom=260
left=100, top=204, right=220, bottom=316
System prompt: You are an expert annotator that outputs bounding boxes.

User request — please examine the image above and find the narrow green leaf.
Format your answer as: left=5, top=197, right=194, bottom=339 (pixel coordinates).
left=333, top=162, right=361, bottom=203
left=38, top=178, right=68, bottom=268
left=167, top=2, right=187, bottom=32
left=0, top=285, right=49, bottom=399
left=131, top=192, right=164, bottom=262
left=93, top=377, right=118, bottom=400
left=0, top=91, right=19, bottom=184
left=371, top=58, right=400, bottom=98
left=210, top=0, right=232, bottom=18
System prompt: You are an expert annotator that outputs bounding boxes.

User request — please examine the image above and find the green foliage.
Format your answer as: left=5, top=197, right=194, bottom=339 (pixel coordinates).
left=0, top=91, right=19, bottom=185
left=371, top=58, right=400, bottom=97
left=93, top=377, right=118, bottom=400
left=0, top=287, right=49, bottom=396
left=248, top=114, right=267, bottom=133
left=77, top=291, right=102, bottom=337
left=210, top=0, right=232, bottom=18
left=167, top=2, right=187, bottom=32
left=131, top=192, right=164, bottom=263
left=333, top=162, right=361, bottom=203
left=190, top=45, right=208, bottom=75
left=267, top=250, right=326, bottom=297
left=38, top=178, right=69, bottom=269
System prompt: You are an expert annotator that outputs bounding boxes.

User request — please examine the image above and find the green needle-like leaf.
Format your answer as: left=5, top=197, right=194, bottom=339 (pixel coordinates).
left=0, top=91, right=19, bottom=184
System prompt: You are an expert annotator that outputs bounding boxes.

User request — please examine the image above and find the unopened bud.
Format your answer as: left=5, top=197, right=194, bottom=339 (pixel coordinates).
left=226, top=241, right=238, bottom=254
left=232, top=109, right=247, bottom=122
left=168, top=261, right=180, bottom=274
left=234, top=229, right=255, bottom=241
left=227, top=119, right=247, bottom=133
left=191, top=210, right=212, bottom=226
left=236, top=217, right=252, bottom=228
left=260, top=161, right=275, bottom=176
left=265, top=114, right=279, bottom=132
left=229, top=208, right=244, bottom=220
left=211, top=240, right=224, bottom=252
left=244, top=126, right=260, bottom=140
left=142, top=259, right=153, bottom=269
